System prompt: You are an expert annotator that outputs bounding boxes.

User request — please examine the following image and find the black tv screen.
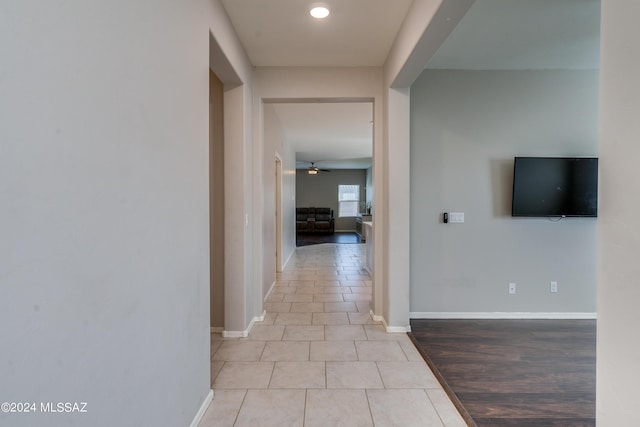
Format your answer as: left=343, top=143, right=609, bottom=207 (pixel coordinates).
left=512, top=157, right=598, bottom=217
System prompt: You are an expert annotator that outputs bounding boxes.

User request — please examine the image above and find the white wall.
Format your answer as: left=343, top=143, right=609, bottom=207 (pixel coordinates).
left=282, top=134, right=297, bottom=269
left=296, top=169, right=368, bottom=231
left=0, top=0, right=251, bottom=425
left=410, top=69, right=599, bottom=316
left=262, top=105, right=283, bottom=299
left=597, top=1, right=640, bottom=424
left=261, top=103, right=297, bottom=303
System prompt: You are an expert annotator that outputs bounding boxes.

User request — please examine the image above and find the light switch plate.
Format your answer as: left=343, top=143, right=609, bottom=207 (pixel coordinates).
left=449, top=212, right=465, bottom=223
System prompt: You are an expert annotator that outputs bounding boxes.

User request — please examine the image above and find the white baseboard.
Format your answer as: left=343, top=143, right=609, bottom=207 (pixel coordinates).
left=189, top=389, right=213, bottom=427
left=222, top=311, right=266, bottom=338
left=210, top=327, right=224, bottom=333
left=371, top=310, right=411, bottom=333
left=410, top=312, right=598, bottom=320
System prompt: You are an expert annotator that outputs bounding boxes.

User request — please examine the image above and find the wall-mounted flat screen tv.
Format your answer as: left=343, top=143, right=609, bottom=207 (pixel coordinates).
left=511, top=157, right=598, bottom=217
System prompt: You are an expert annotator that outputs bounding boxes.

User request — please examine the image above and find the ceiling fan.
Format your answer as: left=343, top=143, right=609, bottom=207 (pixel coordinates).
left=306, top=162, right=331, bottom=175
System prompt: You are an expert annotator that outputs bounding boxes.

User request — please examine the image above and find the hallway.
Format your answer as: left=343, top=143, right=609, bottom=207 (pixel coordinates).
left=200, top=244, right=465, bottom=426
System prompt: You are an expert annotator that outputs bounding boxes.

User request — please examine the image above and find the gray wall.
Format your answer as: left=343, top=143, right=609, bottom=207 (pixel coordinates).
left=410, top=69, right=599, bottom=315
left=0, top=1, right=222, bottom=426
left=297, top=169, right=367, bottom=231
left=263, top=105, right=297, bottom=300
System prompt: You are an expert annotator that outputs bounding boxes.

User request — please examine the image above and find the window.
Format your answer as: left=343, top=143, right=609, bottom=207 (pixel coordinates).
left=338, top=184, right=360, bottom=217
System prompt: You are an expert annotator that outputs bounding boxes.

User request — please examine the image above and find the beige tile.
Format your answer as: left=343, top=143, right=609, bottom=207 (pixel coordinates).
left=324, top=325, right=367, bottom=341
left=290, top=302, right=325, bottom=313
left=198, top=390, right=246, bottom=427
left=265, top=293, right=284, bottom=303
left=213, top=362, right=274, bottom=389
left=210, top=340, right=222, bottom=359
left=345, top=274, right=370, bottom=280
left=264, top=302, right=291, bottom=313
left=350, top=286, right=372, bottom=294
left=343, top=293, right=372, bottom=302
left=355, top=341, right=408, bottom=362
left=292, top=274, right=317, bottom=280
left=234, top=389, right=305, bottom=427
left=364, top=324, right=408, bottom=341
left=321, top=286, right=350, bottom=294
left=356, top=302, right=372, bottom=313
left=377, top=361, right=439, bottom=388
left=282, top=325, right=325, bottom=341
left=348, top=312, right=378, bottom=325
left=273, top=313, right=312, bottom=326
left=314, top=280, right=341, bottom=287
left=282, top=294, right=314, bottom=303
left=324, top=302, right=358, bottom=312
left=212, top=341, right=266, bottom=362
left=340, top=280, right=368, bottom=287
left=246, top=325, right=284, bottom=341
left=260, top=312, right=277, bottom=325
left=305, top=389, right=373, bottom=427
left=313, top=294, right=344, bottom=302
left=269, top=361, right=326, bottom=388
left=426, top=388, right=467, bottom=427
left=210, top=361, right=225, bottom=386
left=310, top=341, right=358, bottom=361
left=312, top=312, right=350, bottom=325
left=399, top=339, right=425, bottom=361
left=295, top=287, right=323, bottom=295
left=209, top=244, right=461, bottom=426
left=272, top=286, right=297, bottom=294
left=260, top=341, right=310, bottom=361
left=326, top=361, right=383, bottom=389
left=290, top=280, right=315, bottom=287
left=367, top=389, right=444, bottom=427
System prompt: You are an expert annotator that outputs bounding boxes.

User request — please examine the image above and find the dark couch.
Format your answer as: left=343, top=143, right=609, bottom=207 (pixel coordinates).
left=296, top=207, right=335, bottom=234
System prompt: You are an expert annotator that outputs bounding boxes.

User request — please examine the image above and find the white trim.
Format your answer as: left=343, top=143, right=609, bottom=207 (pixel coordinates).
left=189, top=389, right=213, bottom=427
left=387, top=324, right=411, bottom=333
left=410, top=312, right=598, bottom=320
left=264, top=280, right=277, bottom=302
left=371, top=310, right=411, bottom=333
left=210, top=326, right=224, bottom=333
left=222, top=311, right=266, bottom=338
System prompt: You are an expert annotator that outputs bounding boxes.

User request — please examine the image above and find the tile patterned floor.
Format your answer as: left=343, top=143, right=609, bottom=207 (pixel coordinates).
left=199, top=244, right=466, bottom=427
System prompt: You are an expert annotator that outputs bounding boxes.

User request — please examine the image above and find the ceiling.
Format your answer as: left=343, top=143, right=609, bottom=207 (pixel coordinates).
left=221, top=0, right=413, bottom=67
left=269, top=102, right=373, bottom=170
left=221, top=0, right=601, bottom=169
left=427, top=0, right=600, bottom=70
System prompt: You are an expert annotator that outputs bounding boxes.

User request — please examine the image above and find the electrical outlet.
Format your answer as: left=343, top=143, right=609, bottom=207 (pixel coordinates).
left=509, top=282, right=516, bottom=294
left=550, top=281, right=558, bottom=293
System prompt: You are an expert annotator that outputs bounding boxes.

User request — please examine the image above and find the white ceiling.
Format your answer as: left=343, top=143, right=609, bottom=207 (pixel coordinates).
left=222, top=0, right=600, bottom=169
left=220, top=0, right=413, bottom=67
left=269, top=102, right=373, bottom=170
left=427, top=0, right=601, bottom=70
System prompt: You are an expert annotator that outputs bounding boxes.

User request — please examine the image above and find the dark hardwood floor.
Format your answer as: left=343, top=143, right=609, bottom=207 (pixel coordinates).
left=410, top=319, right=596, bottom=427
left=296, top=232, right=362, bottom=247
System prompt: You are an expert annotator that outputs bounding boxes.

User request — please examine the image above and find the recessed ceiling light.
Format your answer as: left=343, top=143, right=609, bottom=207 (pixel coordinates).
left=310, top=6, right=330, bottom=19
